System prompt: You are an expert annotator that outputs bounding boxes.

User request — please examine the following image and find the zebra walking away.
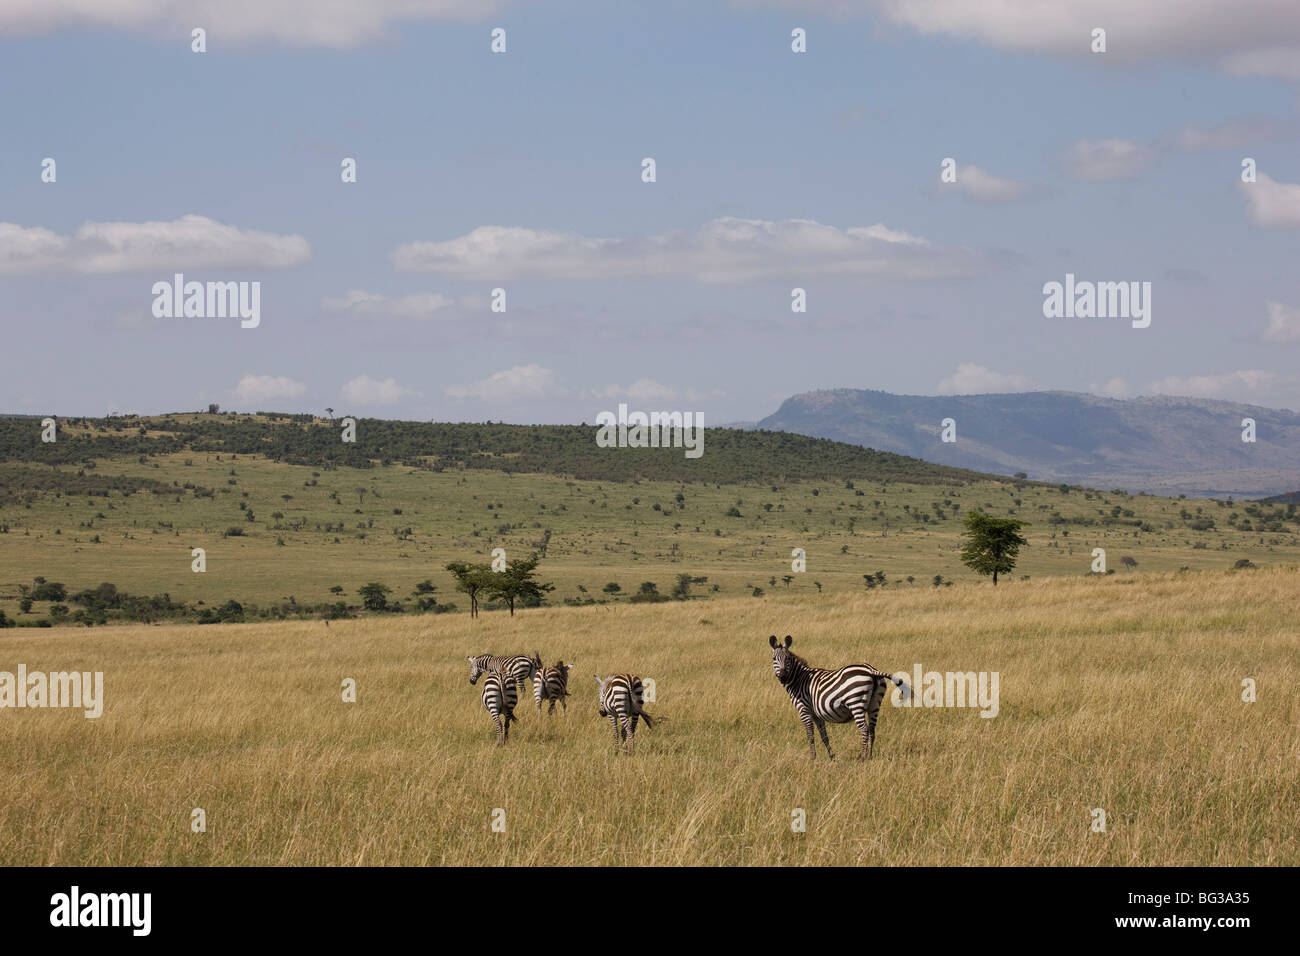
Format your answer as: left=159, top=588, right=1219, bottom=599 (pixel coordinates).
left=594, top=674, right=657, bottom=754
left=769, top=634, right=909, bottom=760
left=481, top=670, right=519, bottom=745
left=534, top=660, right=573, bottom=715
left=468, top=652, right=541, bottom=696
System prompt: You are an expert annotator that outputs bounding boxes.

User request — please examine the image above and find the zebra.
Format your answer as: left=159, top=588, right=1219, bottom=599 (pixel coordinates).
left=769, top=634, right=909, bottom=760
left=481, top=670, right=519, bottom=745
left=534, top=660, right=573, bottom=715
left=594, top=674, right=657, bottom=754
left=468, top=652, right=541, bottom=697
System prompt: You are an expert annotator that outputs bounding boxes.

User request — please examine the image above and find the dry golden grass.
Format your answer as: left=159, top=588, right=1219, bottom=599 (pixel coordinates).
left=1, top=567, right=1296, bottom=865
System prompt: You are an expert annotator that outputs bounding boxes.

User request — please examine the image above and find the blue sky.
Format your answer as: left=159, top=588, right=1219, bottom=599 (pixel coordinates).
left=3, top=0, right=1299, bottom=422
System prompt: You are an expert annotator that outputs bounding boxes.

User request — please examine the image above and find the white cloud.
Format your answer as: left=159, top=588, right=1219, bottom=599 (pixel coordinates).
left=394, top=217, right=986, bottom=283
left=322, top=289, right=455, bottom=318
left=445, top=364, right=561, bottom=402
left=589, top=379, right=679, bottom=404
left=1239, top=173, right=1300, bottom=227
left=741, top=2, right=1300, bottom=80
left=1263, top=301, right=1300, bottom=343
left=1089, top=377, right=1133, bottom=399
left=1063, top=139, right=1157, bottom=181
left=233, top=374, right=307, bottom=406
left=1167, top=114, right=1297, bottom=151
left=937, top=363, right=1036, bottom=395
left=950, top=164, right=1030, bottom=202
left=341, top=374, right=417, bottom=406
left=0, top=215, right=309, bottom=275
left=1145, top=369, right=1277, bottom=398
left=0, top=1, right=506, bottom=47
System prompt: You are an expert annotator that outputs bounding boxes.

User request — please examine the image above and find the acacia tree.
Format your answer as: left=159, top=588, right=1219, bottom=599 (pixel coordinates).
left=445, top=561, right=495, bottom=618
left=960, top=511, right=1029, bottom=585
left=487, top=553, right=554, bottom=616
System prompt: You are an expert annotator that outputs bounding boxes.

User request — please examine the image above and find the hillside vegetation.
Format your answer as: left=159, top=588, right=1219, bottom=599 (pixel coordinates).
left=1, top=413, right=1298, bottom=626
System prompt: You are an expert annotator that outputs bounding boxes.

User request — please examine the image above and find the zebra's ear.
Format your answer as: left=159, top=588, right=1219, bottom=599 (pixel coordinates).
left=769, top=635, right=778, bottom=648
left=466, top=657, right=474, bottom=663
left=565, top=664, right=573, bottom=671
left=784, top=635, right=793, bottom=648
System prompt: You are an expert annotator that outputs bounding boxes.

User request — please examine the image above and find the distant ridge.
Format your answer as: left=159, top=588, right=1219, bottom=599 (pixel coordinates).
left=0, top=412, right=994, bottom=486
left=758, top=389, right=1300, bottom=498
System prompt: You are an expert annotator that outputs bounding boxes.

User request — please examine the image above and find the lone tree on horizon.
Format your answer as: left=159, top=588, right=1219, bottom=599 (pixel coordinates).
left=960, top=510, right=1029, bottom=585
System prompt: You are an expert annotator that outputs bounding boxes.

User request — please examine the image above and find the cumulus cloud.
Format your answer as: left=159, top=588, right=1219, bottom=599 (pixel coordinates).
left=937, top=363, right=1036, bottom=395
left=445, top=364, right=561, bottom=402
left=1145, top=369, right=1278, bottom=398
left=1063, top=139, right=1157, bottom=181
left=394, top=217, right=986, bottom=283
left=1166, top=114, right=1299, bottom=151
left=341, top=374, right=417, bottom=406
left=1239, top=173, right=1300, bottom=227
left=947, top=164, right=1030, bottom=202
left=588, top=378, right=679, bottom=404
left=0, top=215, right=309, bottom=275
left=1263, top=301, right=1300, bottom=343
left=0, top=0, right=506, bottom=47
left=741, top=2, right=1300, bottom=80
left=321, top=289, right=456, bottom=318
left=233, top=374, right=307, bottom=406
left=1089, top=377, right=1133, bottom=399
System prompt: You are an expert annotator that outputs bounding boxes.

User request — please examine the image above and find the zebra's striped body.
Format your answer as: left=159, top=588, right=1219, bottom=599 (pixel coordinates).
left=769, top=634, right=908, bottom=760
left=594, top=673, right=656, bottom=753
left=534, top=661, right=573, bottom=715
left=468, top=652, right=541, bottom=694
left=481, top=670, right=519, bottom=745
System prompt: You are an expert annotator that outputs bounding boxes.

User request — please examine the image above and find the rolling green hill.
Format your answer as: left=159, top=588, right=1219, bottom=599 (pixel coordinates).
left=1, top=412, right=1297, bottom=628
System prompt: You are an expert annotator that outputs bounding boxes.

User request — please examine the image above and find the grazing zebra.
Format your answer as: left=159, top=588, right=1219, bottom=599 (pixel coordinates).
left=468, top=652, right=541, bottom=695
left=481, top=670, right=519, bottom=745
left=534, top=661, right=573, bottom=715
left=594, top=674, right=656, bottom=754
left=769, top=634, right=909, bottom=760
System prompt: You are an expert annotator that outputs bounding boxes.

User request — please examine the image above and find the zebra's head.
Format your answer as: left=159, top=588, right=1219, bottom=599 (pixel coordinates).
left=468, top=656, right=487, bottom=685
left=769, top=634, right=796, bottom=682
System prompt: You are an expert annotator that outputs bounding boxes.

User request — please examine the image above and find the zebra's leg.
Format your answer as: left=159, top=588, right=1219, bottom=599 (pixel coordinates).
left=548, top=698, right=557, bottom=715
left=493, top=714, right=504, bottom=746
left=626, top=714, right=639, bottom=754
left=814, top=717, right=835, bottom=760
left=800, top=713, right=817, bottom=759
left=852, top=707, right=870, bottom=759
left=610, top=714, right=622, bottom=753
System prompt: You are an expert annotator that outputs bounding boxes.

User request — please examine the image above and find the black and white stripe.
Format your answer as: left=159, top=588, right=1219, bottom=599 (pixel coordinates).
left=534, top=661, right=573, bottom=715
left=769, top=634, right=908, bottom=760
left=594, top=673, right=656, bottom=753
left=468, top=652, right=541, bottom=693
left=481, top=670, right=519, bottom=745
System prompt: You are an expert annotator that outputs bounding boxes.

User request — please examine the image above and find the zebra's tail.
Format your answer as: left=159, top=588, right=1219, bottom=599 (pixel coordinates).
left=891, top=673, right=913, bottom=702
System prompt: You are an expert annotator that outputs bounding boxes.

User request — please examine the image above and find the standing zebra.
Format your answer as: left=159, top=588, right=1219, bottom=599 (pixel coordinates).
left=769, top=634, right=909, bottom=760
left=481, top=670, right=519, bottom=745
left=534, top=660, right=573, bottom=715
left=594, top=674, right=656, bottom=754
left=468, top=652, right=541, bottom=696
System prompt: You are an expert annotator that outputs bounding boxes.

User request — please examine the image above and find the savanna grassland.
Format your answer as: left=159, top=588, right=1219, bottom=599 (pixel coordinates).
left=0, top=413, right=1296, bottom=865
left=1, top=414, right=1298, bottom=624
left=0, top=569, right=1295, bottom=865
